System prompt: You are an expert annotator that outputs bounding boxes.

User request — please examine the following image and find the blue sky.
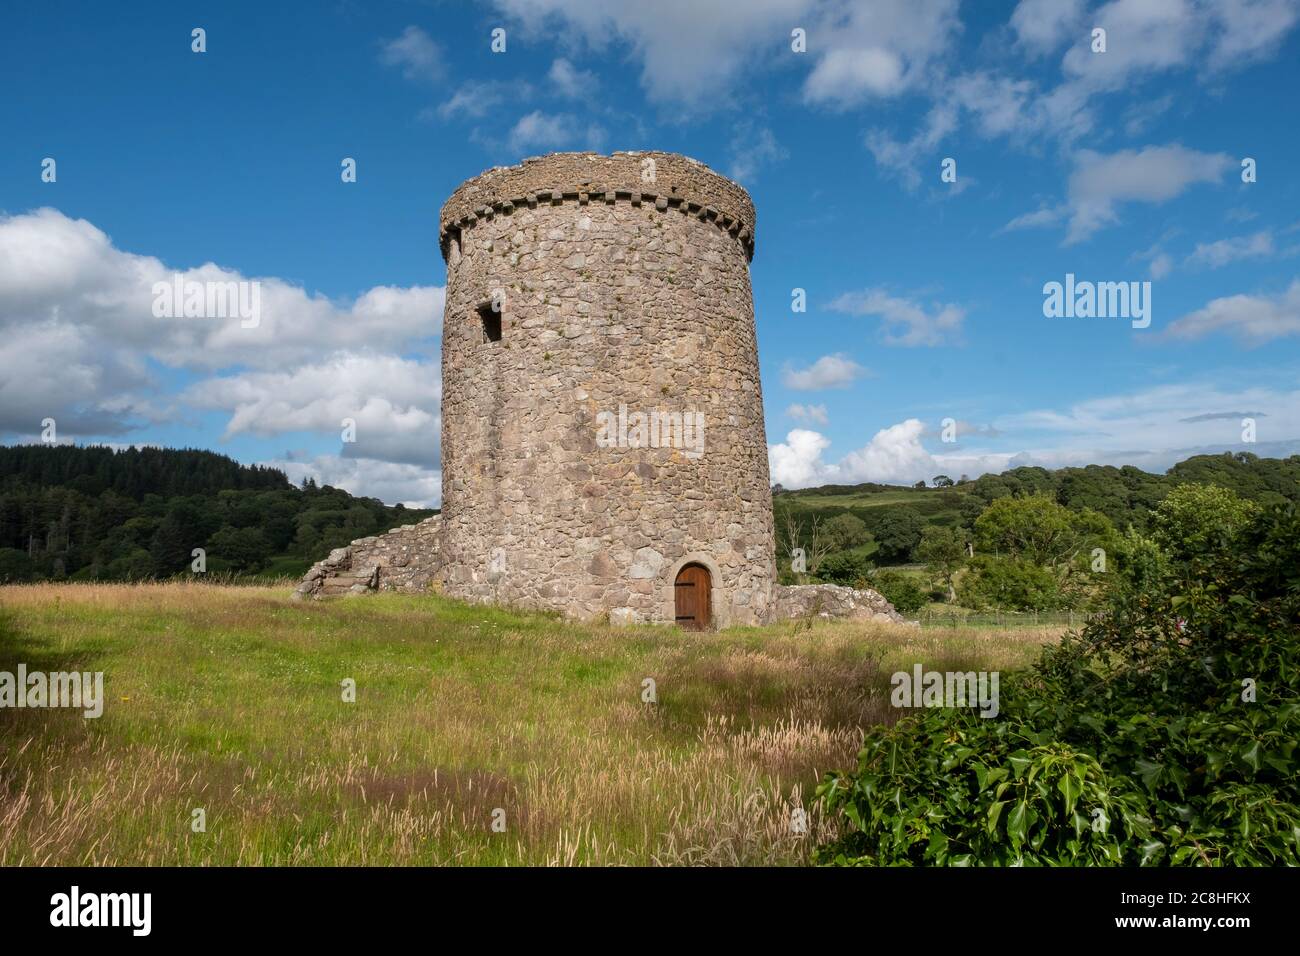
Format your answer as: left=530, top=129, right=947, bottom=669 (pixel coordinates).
left=2, top=0, right=1298, bottom=505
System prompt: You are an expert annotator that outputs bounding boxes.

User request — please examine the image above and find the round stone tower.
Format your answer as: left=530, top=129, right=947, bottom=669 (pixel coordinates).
left=436, top=151, right=775, bottom=626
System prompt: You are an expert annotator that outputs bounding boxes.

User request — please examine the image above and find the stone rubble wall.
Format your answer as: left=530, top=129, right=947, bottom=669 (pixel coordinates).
left=292, top=522, right=911, bottom=627
left=292, top=516, right=443, bottom=600
left=770, top=584, right=911, bottom=625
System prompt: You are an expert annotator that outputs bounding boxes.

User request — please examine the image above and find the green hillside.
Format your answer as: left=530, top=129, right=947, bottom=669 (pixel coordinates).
left=774, top=451, right=1300, bottom=614
left=0, top=445, right=436, bottom=583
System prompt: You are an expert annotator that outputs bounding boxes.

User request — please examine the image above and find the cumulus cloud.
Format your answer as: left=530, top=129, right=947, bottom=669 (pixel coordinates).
left=184, top=354, right=441, bottom=468
left=764, top=421, right=972, bottom=486
left=0, top=209, right=442, bottom=376
left=1043, top=145, right=1235, bottom=243
left=490, top=0, right=957, bottom=112
left=1011, top=0, right=1086, bottom=55
left=0, top=208, right=444, bottom=502
left=802, top=0, right=961, bottom=107
left=769, top=380, right=1300, bottom=488
left=828, top=288, right=966, bottom=346
left=1164, top=279, right=1300, bottom=344
left=780, top=354, right=869, bottom=390
left=268, top=454, right=442, bottom=509
left=491, top=0, right=811, bottom=109
left=506, top=110, right=605, bottom=154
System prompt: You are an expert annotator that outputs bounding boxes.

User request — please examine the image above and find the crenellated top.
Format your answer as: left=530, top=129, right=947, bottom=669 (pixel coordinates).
left=438, top=151, right=757, bottom=263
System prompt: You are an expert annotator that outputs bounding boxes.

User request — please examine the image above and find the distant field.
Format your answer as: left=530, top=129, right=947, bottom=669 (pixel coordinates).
left=0, top=583, right=1062, bottom=866
left=781, top=488, right=957, bottom=509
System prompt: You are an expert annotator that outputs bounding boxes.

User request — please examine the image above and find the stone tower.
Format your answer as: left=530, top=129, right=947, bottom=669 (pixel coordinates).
left=436, top=151, right=775, bottom=626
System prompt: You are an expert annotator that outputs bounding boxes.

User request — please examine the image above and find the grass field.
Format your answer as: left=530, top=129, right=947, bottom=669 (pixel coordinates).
left=0, top=583, right=1063, bottom=866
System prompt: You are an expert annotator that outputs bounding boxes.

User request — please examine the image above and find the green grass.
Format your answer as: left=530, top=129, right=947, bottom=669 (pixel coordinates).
left=0, top=582, right=1061, bottom=865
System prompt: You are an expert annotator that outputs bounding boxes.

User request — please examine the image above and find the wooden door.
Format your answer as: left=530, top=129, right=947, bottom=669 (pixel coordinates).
left=674, top=564, right=711, bottom=630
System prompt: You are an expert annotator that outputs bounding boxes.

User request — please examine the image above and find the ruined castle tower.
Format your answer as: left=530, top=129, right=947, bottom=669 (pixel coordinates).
left=435, top=151, right=775, bottom=626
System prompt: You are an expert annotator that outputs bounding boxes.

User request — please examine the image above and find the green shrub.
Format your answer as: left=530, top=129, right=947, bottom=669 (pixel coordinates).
left=956, top=555, right=1066, bottom=610
left=815, top=503, right=1300, bottom=866
left=816, top=551, right=871, bottom=586
left=862, top=570, right=928, bottom=616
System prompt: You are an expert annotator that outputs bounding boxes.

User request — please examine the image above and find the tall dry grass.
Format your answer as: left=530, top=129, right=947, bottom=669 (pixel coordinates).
left=0, top=582, right=1062, bottom=865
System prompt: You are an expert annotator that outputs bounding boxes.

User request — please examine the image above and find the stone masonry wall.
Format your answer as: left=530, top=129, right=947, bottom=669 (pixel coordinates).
left=293, top=517, right=442, bottom=600
left=293, top=151, right=902, bottom=630
left=771, top=584, right=911, bottom=625
left=436, top=151, right=775, bottom=625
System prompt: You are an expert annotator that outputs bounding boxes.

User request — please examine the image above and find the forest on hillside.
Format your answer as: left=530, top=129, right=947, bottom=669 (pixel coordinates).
left=0, top=445, right=436, bottom=582
left=774, top=451, right=1300, bottom=614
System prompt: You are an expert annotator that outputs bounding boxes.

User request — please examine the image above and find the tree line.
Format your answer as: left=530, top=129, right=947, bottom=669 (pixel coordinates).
left=0, top=445, right=435, bottom=582
left=774, top=451, right=1300, bottom=613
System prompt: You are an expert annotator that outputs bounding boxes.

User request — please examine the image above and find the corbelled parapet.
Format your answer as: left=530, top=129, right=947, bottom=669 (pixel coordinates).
left=438, top=151, right=756, bottom=263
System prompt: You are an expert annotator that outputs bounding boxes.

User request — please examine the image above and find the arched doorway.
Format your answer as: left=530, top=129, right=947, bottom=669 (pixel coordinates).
left=674, top=563, right=712, bottom=630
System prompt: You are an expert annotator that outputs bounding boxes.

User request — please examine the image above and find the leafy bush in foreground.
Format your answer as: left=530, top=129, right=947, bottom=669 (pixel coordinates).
left=815, top=496, right=1300, bottom=866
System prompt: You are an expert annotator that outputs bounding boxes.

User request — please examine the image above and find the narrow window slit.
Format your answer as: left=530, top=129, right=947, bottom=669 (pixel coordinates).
left=477, top=301, right=502, bottom=342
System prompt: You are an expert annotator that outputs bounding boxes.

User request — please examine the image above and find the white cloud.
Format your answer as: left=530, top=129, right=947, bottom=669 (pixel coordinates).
left=1011, top=0, right=1086, bottom=55
left=1063, top=145, right=1234, bottom=243
left=785, top=403, right=829, bottom=425
left=780, top=354, right=869, bottom=390
left=805, top=48, right=905, bottom=101
left=1204, top=0, right=1300, bottom=69
left=769, top=419, right=1001, bottom=487
left=184, top=354, right=441, bottom=468
left=769, top=380, right=1300, bottom=488
left=506, top=110, right=605, bottom=154
left=548, top=58, right=599, bottom=98
left=491, top=0, right=957, bottom=112
left=268, top=454, right=441, bottom=509
left=1060, top=0, right=1204, bottom=93
left=492, top=0, right=812, bottom=109
left=1185, top=230, right=1275, bottom=268
left=379, top=26, right=443, bottom=84
left=0, top=208, right=443, bottom=485
left=0, top=209, right=443, bottom=377
left=1164, top=279, right=1300, bottom=343
left=802, top=0, right=961, bottom=107
left=828, top=288, right=966, bottom=346
left=768, top=428, right=836, bottom=487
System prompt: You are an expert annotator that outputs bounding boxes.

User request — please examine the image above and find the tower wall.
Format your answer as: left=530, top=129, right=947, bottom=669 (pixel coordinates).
left=437, top=152, right=774, bottom=625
